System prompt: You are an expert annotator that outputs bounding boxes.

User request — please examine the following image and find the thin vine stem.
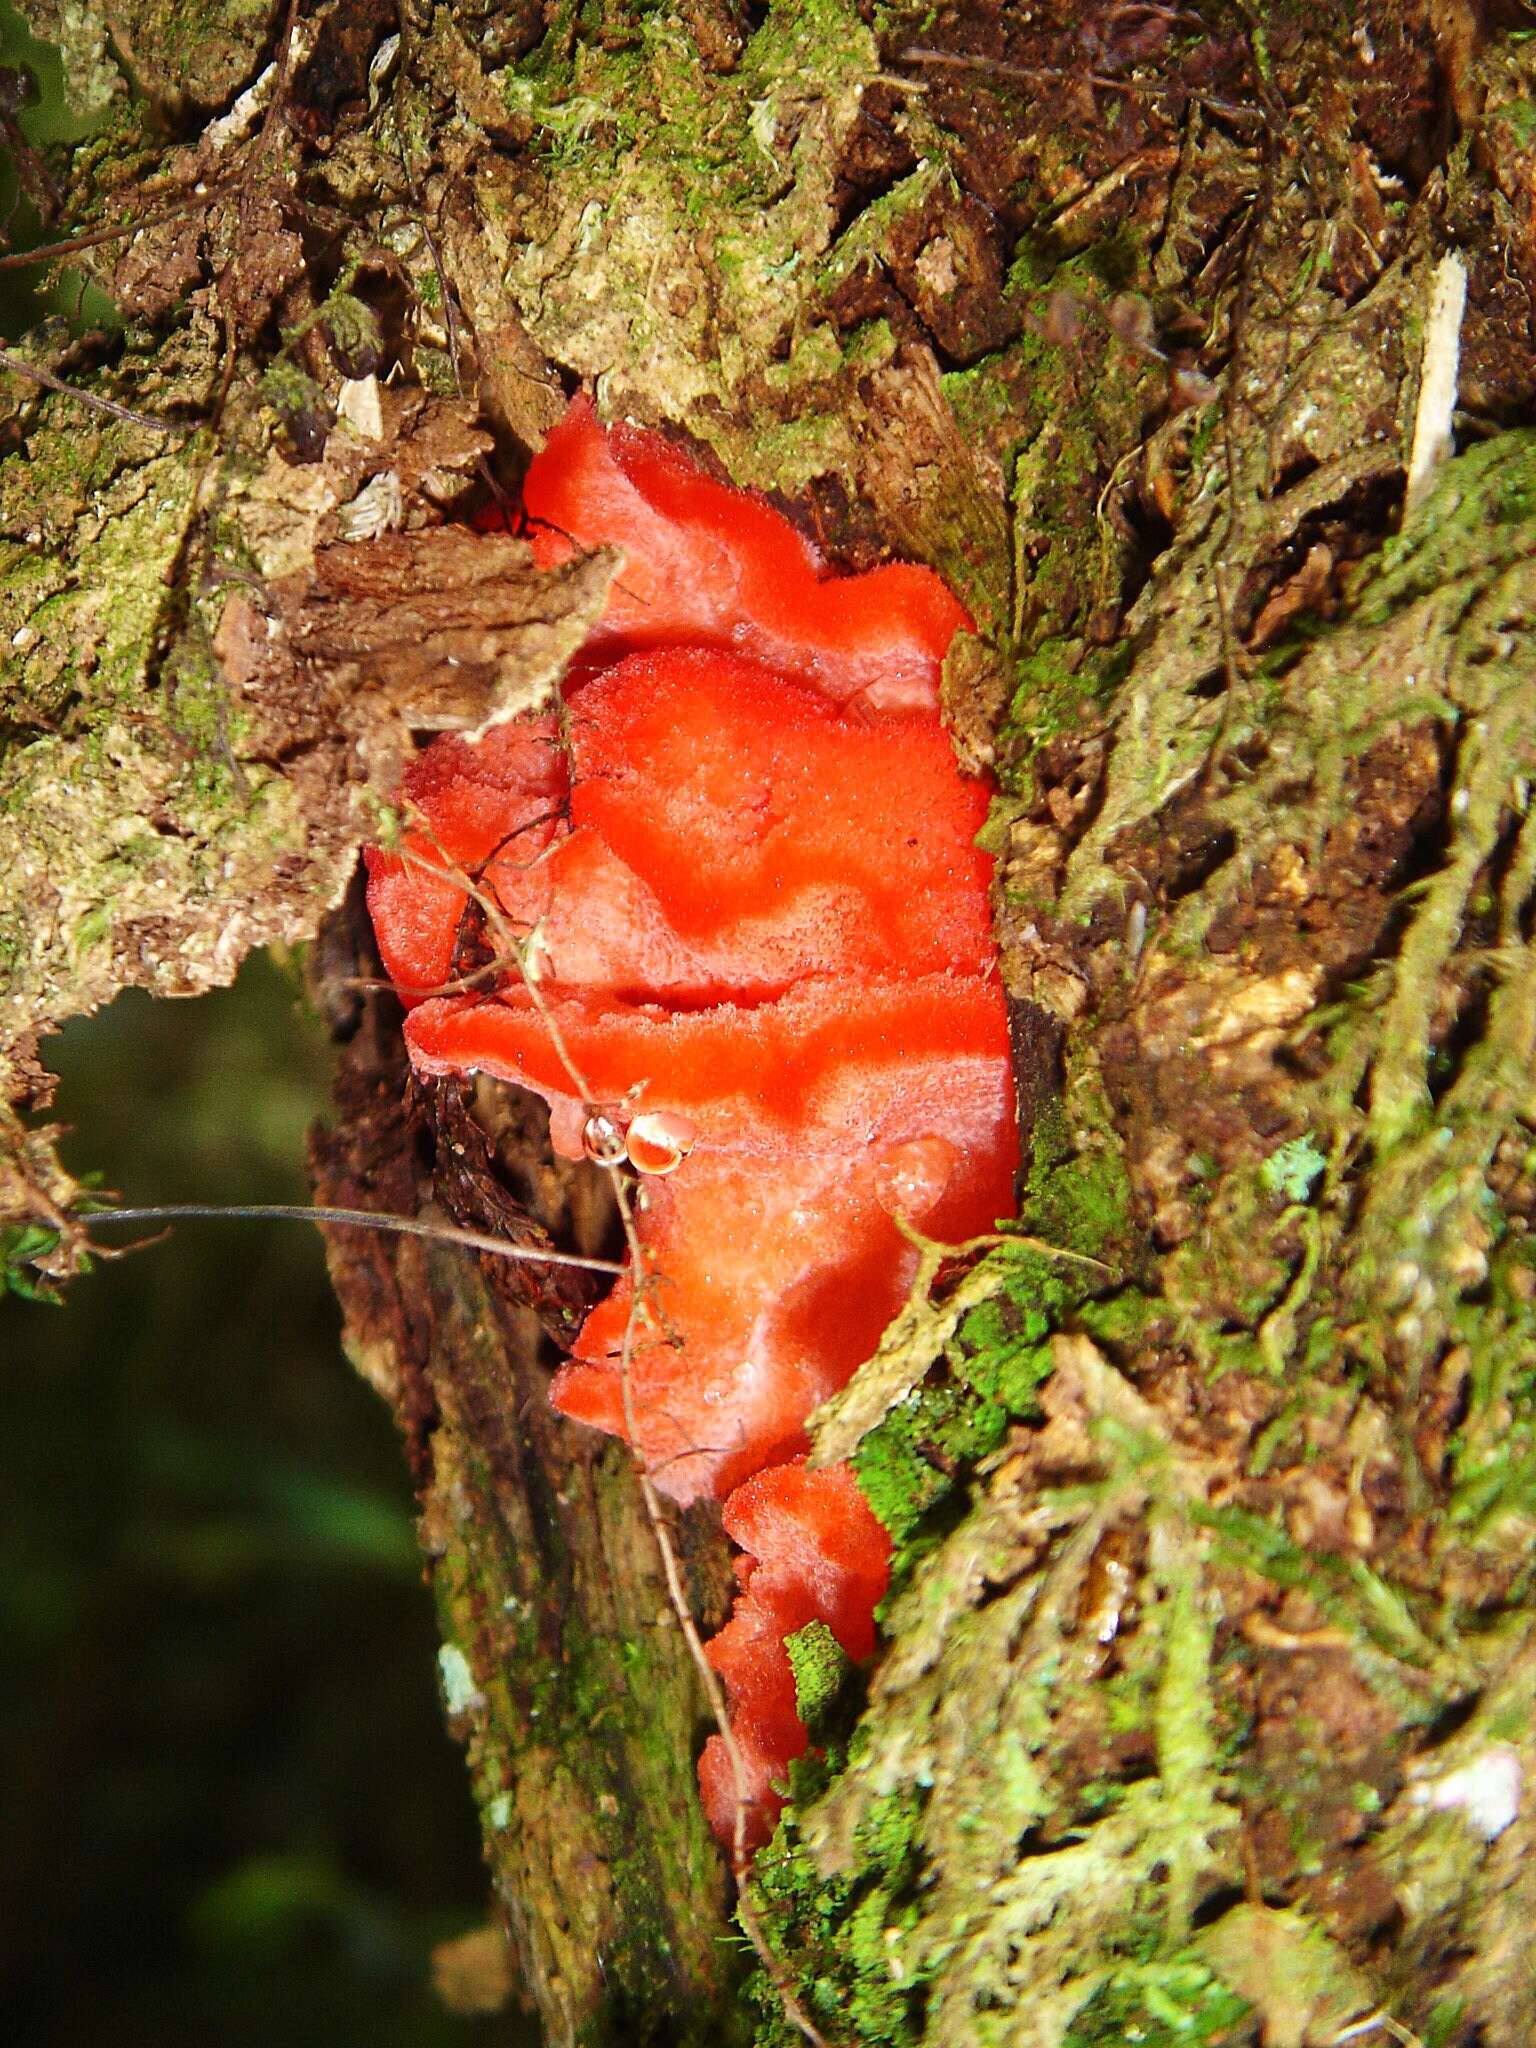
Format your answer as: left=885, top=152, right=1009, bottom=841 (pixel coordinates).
left=0, top=346, right=184, bottom=432
left=0, top=188, right=229, bottom=272
left=84, top=1202, right=625, bottom=1276
left=896, top=42, right=1265, bottom=122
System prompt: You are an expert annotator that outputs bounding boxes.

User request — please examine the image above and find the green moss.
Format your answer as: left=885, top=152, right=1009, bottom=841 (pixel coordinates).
left=747, top=1789, right=927, bottom=2048
left=946, top=255, right=1162, bottom=671
left=1193, top=1500, right=1445, bottom=1679
left=831, top=1234, right=1075, bottom=1582
left=853, top=1377, right=1009, bottom=1556
left=1062, top=1962, right=1250, bottom=2047
left=1004, top=232, right=1058, bottom=293
left=104, top=0, right=273, bottom=108
left=425, top=1409, right=739, bottom=2047
left=1004, top=639, right=1132, bottom=797
left=1259, top=1134, right=1327, bottom=1204
left=1346, top=433, right=1536, bottom=626
left=72, top=902, right=112, bottom=953
left=1448, top=1240, right=1536, bottom=1536
left=0, top=404, right=178, bottom=542
left=1151, top=1562, right=1226, bottom=1935
left=1424, top=2000, right=1467, bottom=2048
left=472, top=0, right=1003, bottom=616
left=823, top=1062, right=1133, bottom=1589
left=837, top=1499, right=1234, bottom=2038
left=786, top=1620, right=854, bottom=1733
left=1497, top=97, right=1536, bottom=145
left=1076, top=1287, right=1162, bottom=1350
left=940, top=355, right=1022, bottom=441
left=259, top=358, right=326, bottom=418
left=1021, top=1083, right=1136, bottom=1269
left=951, top=1292, right=1052, bottom=1411
left=492, top=0, right=885, bottom=415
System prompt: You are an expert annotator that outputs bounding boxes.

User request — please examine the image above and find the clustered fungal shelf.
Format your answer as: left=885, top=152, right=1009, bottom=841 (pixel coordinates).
left=366, top=396, right=1018, bottom=1848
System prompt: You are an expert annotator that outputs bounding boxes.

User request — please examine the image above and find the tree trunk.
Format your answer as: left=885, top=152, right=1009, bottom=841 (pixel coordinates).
left=6, top=3, right=1536, bottom=2045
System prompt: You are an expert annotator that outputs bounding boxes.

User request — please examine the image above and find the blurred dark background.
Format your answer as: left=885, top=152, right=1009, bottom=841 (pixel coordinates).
left=1, top=956, right=504, bottom=2047
left=1, top=12, right=518, bottom=2040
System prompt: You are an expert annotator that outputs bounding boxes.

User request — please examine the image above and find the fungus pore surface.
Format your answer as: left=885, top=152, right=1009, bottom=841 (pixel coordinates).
left=366, top=395, right=1018, bottom=1848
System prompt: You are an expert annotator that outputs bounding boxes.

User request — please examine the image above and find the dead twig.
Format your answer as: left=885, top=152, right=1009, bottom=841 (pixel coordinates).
left=0, top=345, right=185, bottom=433
left=0, top=191, right=224, bottom=273
left=897, top=45, right=1265, bottom=124
left=83, top=1201, right=626, bottom=1275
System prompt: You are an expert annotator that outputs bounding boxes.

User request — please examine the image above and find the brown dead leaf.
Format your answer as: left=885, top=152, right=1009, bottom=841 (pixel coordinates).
left=430, top=1925, right=516, bottom=2017
left=1249, top=542, right=1338, bottom=650
left=0, top=1092, right=83, bottom=1245
left=214, top=527, right=615, bottom=792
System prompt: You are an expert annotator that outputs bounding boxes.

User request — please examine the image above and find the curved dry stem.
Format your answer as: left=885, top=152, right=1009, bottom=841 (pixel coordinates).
left=81, top=1202, right=626, bottom=1276
left=0, top=347, right=184, bottom=433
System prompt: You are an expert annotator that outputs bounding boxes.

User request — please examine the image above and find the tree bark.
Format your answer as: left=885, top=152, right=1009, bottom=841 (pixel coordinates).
left=7, top=4, right=1536, bottom=2045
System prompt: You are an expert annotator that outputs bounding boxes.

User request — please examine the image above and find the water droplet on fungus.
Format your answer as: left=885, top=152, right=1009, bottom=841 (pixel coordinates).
left=625, top=1111, right=697, bottom=1175
left=581, top=1111, right=628, bottom=1165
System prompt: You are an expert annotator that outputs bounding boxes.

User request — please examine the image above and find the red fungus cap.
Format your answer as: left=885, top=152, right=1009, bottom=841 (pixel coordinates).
left=518, top=395, right=973, bottom=712
left=369, top=395, right=1017, bottom=1854
left=697, top=1463, right=892, bottom=1850
left=375, top=646, right=1018, bottom=1505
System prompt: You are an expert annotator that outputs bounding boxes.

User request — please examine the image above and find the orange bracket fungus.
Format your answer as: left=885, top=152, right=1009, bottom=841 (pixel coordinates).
left=366, top=398, right=1019, bottom=1849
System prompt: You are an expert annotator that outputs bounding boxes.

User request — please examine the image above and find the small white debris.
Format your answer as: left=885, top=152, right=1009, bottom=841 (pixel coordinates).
left=205, top=23, right=314, bottom=151
left=205, top=61, right=277, bottom=150
left=337, top=468, right=403, bottom=540
left=1410, top=1743, right=1522, bottom=1841
left=368, top=32, right=401, bottom=110
left=337, top=374, right=384, bottom=441
left=749, top=96, right=779, bottom=159
left=582, top=1112, right=628, bottom=1166
left=1404, top=250, right=1468, bottom=516
left=914, top=236, right=960, bottom=297
left=522, top=921, right=550, bottom=985
left=438, top=1643, right=487, bottom=1717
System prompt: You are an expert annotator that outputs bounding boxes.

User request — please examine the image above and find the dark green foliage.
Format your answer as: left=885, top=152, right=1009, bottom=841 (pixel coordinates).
left=1, top=1220, right=64, bottom=1301
left=1, top=960, right=498, bottom=2048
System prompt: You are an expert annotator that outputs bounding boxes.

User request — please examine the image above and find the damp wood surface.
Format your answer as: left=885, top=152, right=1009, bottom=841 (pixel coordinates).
left=8, top=3, right=1536, bottom=2045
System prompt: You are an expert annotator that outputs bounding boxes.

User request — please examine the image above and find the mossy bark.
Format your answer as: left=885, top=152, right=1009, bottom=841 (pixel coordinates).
left=306, top=1006, right=744, bottom=2045
left=9, top=3, right=1536, bottom=2045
